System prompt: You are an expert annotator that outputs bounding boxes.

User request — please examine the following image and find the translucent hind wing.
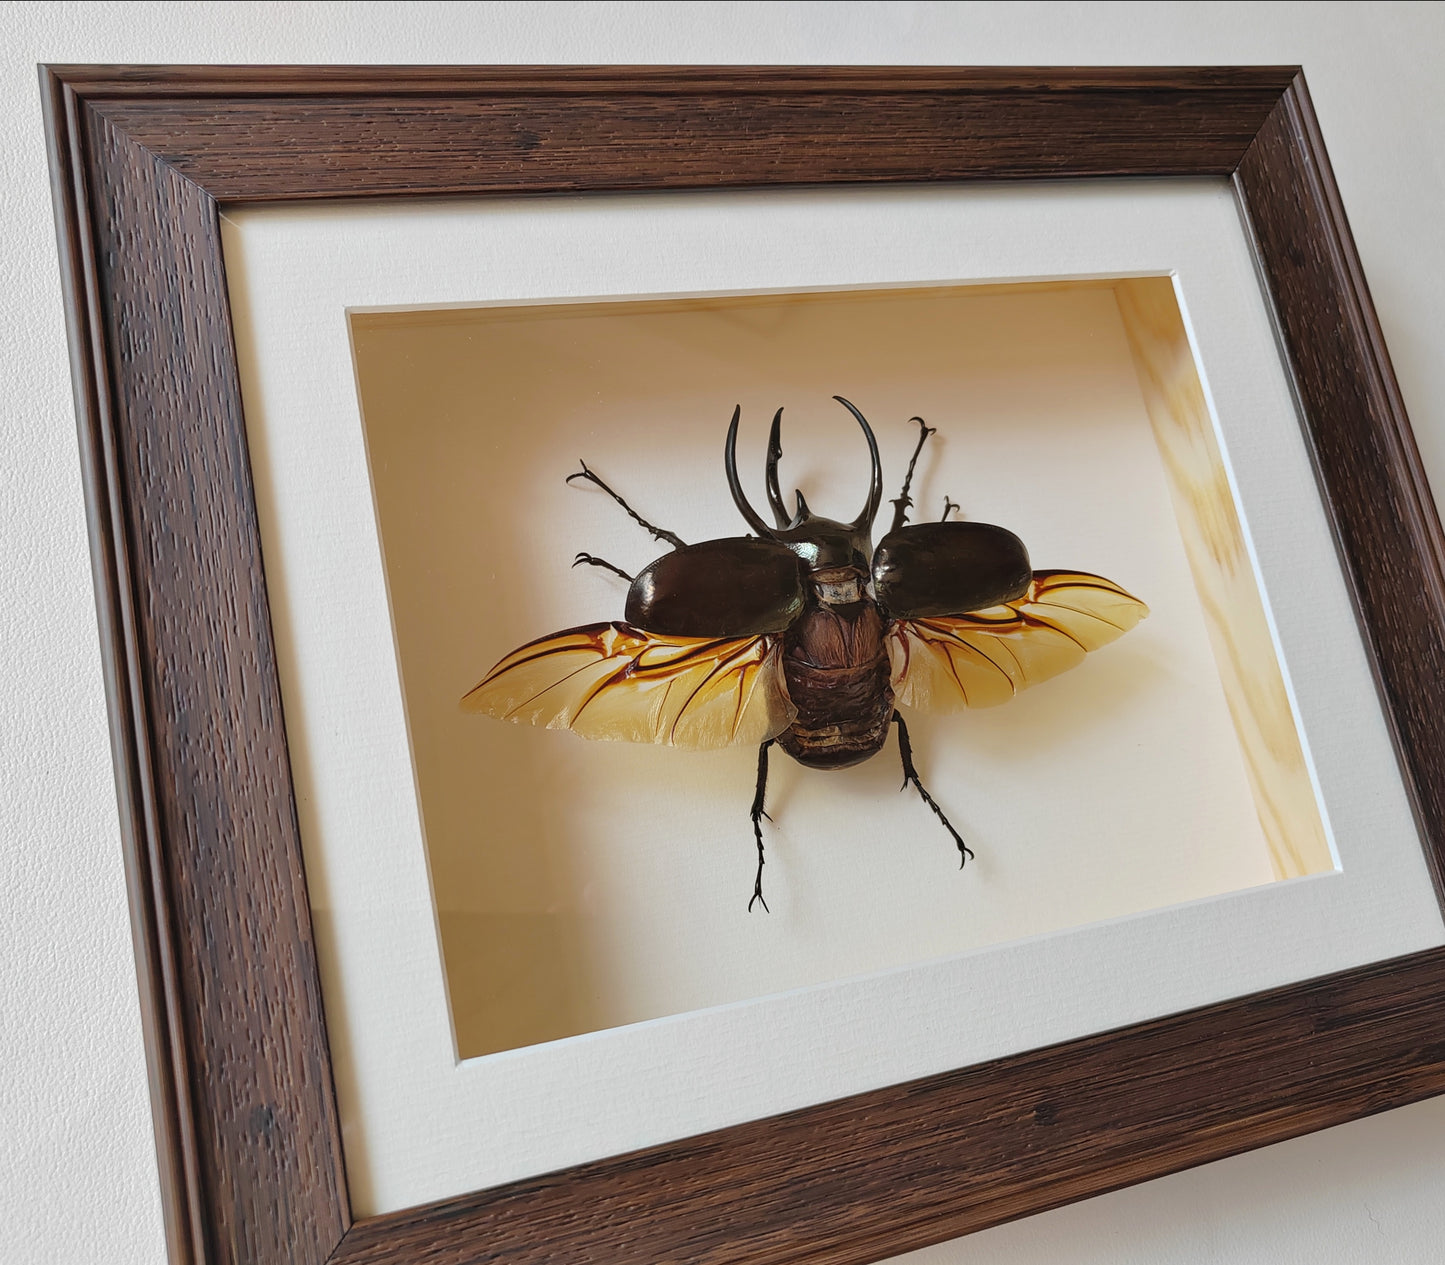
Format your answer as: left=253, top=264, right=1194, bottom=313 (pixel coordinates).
left=462, top=622, right=794, bottom=749
left=889, top=570, right=1149, bottom=710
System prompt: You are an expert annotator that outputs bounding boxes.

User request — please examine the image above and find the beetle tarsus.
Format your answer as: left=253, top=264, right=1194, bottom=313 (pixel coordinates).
left=572, top=552, right=634, bottom=583
left=941, top=496, right=960, bottom=521
left=892, top=712, right=973, bottom=867
left=567, top=461, right=686, bottom=550
left=888, top=415, right=938, bottom=535
left=748, top=739, right=774, bottom=912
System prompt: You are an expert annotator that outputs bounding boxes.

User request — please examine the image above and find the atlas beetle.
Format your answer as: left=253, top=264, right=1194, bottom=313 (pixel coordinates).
left=466, top=397, right=1146, bottom=909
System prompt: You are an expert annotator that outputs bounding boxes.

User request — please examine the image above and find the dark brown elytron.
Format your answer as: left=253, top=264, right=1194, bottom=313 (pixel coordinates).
left=466, top=398, right=1147, bottom=908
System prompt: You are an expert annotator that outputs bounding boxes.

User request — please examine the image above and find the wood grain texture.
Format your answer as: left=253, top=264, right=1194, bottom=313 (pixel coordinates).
left=48, top=74, right=349, bottom=1265
left=47, top=62, right=1302, bottom=95
left=73, top=64, right=1297, bottom=200
left=1234, top=78, right=1445, bottom=901
left=332, top=946, right=1445, bottom=1265
left=41, top=71, right=205, bottom=1263
left=1115, top=276, right=1332, bottom=879
left=40, top=63, right=1445, bottom=1265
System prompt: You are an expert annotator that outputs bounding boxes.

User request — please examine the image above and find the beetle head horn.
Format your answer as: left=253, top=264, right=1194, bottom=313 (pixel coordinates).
left=832, top=396, right=883, bottom=533
left=725, top=405, right=777, bottom=538
left=764, top=407, right=793, bottom=528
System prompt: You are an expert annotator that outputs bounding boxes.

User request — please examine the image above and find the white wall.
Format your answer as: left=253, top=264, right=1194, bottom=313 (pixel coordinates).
left=4, top=3, right=1445, bottom=1262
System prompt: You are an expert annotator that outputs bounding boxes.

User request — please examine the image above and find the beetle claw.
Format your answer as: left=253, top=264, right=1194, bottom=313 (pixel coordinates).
left=893, top=711, right=972, bottom=868
left=888, top=415, right=940, bottom=534
left=748, top=739, right=775, bottom=913
left=572, top=552, right=634, bottom=583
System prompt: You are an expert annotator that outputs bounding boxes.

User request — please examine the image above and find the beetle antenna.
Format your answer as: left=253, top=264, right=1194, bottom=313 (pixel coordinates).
left=888, top=415, right=937, bottom=535
left=833, top=396, right=883, bottom=534
left=725, top=405, right=777, bottom=538
left=764, top=407, right=792, bottom=528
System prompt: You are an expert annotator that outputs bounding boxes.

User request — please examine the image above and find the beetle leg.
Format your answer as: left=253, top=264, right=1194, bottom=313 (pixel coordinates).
left=566, top=461, right=686, bottom=550
left=941, top=496, right=960, bottom=521
left=748, top=739, right=775, bottom=912
left=887, top=415, right=938, bottom=535
left=572, top=552, right=634, bottom=583
left=892, top=712, right=973, bottom=868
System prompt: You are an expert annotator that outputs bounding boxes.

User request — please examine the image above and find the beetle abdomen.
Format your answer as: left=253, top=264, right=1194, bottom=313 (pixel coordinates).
left=777, top=659, right=893, bottom=769
left=777, top=600, right=894, bottom=769
left=872, top=521, right=1032, bottom=619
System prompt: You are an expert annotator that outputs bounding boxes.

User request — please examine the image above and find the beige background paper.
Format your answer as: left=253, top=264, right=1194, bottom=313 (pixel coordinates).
left=352, top=282, right=1293, bottom=1060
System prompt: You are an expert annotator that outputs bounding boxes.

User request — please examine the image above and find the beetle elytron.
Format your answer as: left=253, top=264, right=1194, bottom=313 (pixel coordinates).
left=465, top=398, right=1147, bottom=909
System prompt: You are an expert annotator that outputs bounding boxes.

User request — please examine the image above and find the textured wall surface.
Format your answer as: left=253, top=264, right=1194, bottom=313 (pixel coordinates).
left=4, top=3, right=1445, bottom=1262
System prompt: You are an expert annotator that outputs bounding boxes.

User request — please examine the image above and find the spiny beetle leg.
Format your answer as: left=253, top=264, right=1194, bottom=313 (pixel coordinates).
left=941, top=496, right=960, bottom=522
left=748, top=739, right=775, bottom=912
left=887, top=415, right=938, bottom=536
left=572, top=552, right=634, bottom=583
left=892, top=712, right=974, bottom=867
left=566, top=460, right=686, bottom=550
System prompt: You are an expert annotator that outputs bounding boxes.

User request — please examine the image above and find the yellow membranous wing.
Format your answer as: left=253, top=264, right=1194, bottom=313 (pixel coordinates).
left=888, top=570, right=1149, bottom=710
left=462, top=622, right=795, bottom=749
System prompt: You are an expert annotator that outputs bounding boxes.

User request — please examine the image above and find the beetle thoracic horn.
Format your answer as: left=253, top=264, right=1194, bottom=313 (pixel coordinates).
left=764, top=407, right=792, bottom=528
left=725, top=405, right=777, bottom=538
left=832, top=395, right=883, bottom=533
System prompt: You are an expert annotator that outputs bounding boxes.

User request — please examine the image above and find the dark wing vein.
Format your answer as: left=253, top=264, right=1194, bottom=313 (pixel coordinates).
left=465, top=622, right=786, bottom=749
left=890, top=569, right=1148, bottom=711
left=667, top=637, right=768, bottom=743
left=504, top=653, right=618, bottom=717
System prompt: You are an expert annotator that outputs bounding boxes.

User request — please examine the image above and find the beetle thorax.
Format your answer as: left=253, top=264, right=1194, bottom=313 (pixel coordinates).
left=810, top=565, right=867, bottom=606
left=771, top=513, right=873, bottom=575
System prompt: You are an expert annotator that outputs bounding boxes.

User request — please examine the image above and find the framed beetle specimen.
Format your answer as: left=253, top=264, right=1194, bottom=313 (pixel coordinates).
left=325, top=255, right=1348, bottom=1102
left=45, top=64, right=1445, bottom=1265
left=465, top=396, right=1148, bottom=910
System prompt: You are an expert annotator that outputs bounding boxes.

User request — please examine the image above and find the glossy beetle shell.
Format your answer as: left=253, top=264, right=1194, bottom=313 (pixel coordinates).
left=626, top=537, right=807, bottom=637
left=872, top=521, right=1032, bottom=618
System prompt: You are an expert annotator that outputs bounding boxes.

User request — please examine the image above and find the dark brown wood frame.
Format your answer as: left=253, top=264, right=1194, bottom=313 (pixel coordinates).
left=41, top=64, right=1445, bottom=1265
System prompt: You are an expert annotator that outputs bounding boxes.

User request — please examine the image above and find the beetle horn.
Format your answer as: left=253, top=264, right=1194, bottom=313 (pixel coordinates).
left=764, top=407, right=792, bottom=528
left=795, top=489, right=811, bottom=518
left=833, top=396, right=883, bottom=533
left=725, top=405, right=776, bottom=538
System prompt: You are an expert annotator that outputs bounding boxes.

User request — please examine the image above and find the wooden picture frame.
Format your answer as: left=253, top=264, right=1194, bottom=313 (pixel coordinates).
left=42, top=65, right=1445, bottom=1265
